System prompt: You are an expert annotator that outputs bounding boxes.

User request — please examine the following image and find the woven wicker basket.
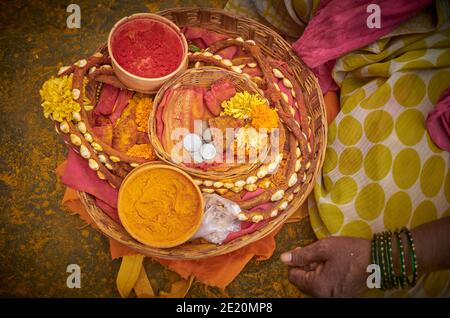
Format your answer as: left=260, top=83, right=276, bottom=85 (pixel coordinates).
left=79, top=7, right=327, bottom=260
left=149, top=66, right=270, bottom=180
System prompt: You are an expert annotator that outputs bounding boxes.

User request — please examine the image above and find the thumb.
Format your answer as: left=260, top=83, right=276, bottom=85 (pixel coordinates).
left=280, top=241, right=328, bottom=267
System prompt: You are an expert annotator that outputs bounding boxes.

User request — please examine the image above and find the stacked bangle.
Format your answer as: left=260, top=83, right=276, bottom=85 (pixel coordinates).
left=371, top=228, right=418, bottom=290
left=394, top=230, right=407, bottom=287
left=373, top=233, right=385, bottom=289
left=400, top=227, right=419, bottom=286
left=379, top=233, right=389, bottom=289
left=382, top=231, right=397, bottom=288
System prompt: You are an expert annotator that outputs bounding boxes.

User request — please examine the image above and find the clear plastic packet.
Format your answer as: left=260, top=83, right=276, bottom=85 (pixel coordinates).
left=191, top=193, right=242, bottom=244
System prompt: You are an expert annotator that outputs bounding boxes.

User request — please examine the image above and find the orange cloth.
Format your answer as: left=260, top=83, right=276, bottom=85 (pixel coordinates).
left=324, top=91, right=340, bottom=124
left=155, top=227, right=280, bottom=288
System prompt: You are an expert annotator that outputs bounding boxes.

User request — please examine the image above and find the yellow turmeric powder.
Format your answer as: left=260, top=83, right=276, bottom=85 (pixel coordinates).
left=126, top=144, right=157, bottom=160
left=118, top=165, right=203, bottom=248
left=129, top=94, right=153, bottom=132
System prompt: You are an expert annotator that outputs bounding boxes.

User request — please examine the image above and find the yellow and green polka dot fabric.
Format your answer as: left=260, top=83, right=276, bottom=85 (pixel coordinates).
left=308, top=2, right=450, bottom=297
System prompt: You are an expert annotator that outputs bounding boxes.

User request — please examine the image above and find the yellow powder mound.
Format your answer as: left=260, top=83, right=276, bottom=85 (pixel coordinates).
left=126, top=144, right=157, bottom=160
left=129, top=94, right=153, bottom=132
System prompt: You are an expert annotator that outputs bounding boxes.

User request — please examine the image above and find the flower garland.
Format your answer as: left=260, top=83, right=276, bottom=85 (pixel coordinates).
left=39, top=74, right=90, bottom=122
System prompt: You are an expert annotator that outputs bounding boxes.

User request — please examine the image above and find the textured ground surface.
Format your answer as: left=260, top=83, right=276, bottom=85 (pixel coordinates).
left=0, top=0, right=316, bottom=297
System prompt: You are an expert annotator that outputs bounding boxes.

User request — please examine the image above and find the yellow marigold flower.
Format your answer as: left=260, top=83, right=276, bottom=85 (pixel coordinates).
left=39, top=74, right=81, bottom=122
left=126, top=144, right=156, bottom=161
left=250, top=103, right=279, bottom=130
left=221, top=91, right=267, bottom=119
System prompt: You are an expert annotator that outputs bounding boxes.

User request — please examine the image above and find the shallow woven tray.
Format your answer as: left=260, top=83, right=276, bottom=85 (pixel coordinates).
left=150, top=66, right=270, bottom=179
left=79, top=7, right=327, bottom=260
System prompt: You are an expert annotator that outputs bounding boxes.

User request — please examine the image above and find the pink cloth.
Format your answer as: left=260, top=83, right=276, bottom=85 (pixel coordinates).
left=249, top=203, right=274, bottom=213
left=95, top=84, right=119, bottom=116
left=95, top=198, right=121, bottom=223
left=61, top=150, right=119, bottom=222
left=241, top=188, right=265, bottom=201
left=314, top=61, right=338, bottom=94
left=293, top=0, right=433, bottom=93
left=224, top=219, right=272, bottom=244
left=110, top=89, right=135, bottom=125
left=427, top=88, right=450, bottom=152
left=93, top=84, right=134, bottom=126
left=182, top=26, right=237, bottom=59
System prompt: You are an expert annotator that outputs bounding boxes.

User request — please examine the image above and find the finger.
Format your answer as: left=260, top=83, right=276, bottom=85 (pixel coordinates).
left=288, top=267, right=317, bottom=296
left=281, top=242, right=328, bottom=266
left=303, top=262, right=319, bottom=271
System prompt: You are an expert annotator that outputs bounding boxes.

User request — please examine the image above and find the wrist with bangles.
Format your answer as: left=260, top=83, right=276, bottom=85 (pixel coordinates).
left=371, top=227, right=419, bottom=290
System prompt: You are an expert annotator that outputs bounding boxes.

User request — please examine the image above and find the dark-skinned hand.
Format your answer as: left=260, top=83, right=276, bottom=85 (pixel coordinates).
left=281, top=237, right=372, bottom=297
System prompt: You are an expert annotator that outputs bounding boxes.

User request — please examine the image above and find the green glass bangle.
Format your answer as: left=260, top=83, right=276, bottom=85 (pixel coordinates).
left=383, top=231, right=397, bottom=289
left=400, top=227, right=418, bottom=286
left=372, top=233, right=384, bottom=289
left=379, top=232, right=389, bottom=289
left=378, top=233, right=389, bottom=289
left=394, top=230, right=407, bottom=287
left=371, top=234, right=377, bottom=267
left=380, top=232, right=390, bottom=288
left=388, top=231, right=400, bottom=288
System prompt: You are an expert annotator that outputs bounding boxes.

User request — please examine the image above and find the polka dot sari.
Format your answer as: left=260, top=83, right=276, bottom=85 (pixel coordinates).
left=308, top=3, right=450, bottom=297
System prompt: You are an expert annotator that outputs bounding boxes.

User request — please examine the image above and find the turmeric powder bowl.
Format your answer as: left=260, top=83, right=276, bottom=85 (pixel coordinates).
left=118, top=163, right=204, bottom=248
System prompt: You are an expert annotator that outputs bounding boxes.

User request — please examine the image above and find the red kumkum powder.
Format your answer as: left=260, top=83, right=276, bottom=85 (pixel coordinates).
left=111, top=18, right=183, bottom=78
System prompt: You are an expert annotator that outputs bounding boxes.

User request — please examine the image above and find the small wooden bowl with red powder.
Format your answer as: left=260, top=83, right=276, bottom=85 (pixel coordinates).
left=108, top=13, right=188, bottom=93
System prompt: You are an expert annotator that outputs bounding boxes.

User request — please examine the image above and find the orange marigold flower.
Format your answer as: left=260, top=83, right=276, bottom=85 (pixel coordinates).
left=250, top=103, right=279, bottom=130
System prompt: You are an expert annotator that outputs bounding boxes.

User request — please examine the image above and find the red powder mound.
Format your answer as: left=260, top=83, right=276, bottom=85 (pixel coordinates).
left=111, top=18, right=183, bottom=78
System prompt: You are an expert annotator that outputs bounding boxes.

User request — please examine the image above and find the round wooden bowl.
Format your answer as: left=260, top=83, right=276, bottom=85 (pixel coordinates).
left=80, top=7, right=327, bottom=260
left=149, top=66, right=270, bottom=180
left=108, top=13, right=189, bottom=93
left=117, top=163, right=204, bottom=248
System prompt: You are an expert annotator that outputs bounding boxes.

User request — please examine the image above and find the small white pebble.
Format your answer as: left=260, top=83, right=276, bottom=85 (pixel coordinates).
left=203, top=128, right=212, bottom=142
left=183, top=133, right=202, bottom=152
left=201, top=143, right=217, bottom=160
left=191, top=151, right=204, bottom=164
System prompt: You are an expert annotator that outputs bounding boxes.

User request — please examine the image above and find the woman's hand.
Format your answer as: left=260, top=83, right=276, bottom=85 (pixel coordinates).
left=281, top=237, right=372, bottom=297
